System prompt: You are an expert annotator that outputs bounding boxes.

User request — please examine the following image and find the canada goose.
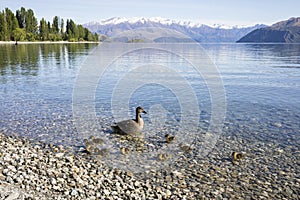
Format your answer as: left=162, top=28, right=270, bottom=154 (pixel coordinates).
left=111, top=107, right=147, bottom=137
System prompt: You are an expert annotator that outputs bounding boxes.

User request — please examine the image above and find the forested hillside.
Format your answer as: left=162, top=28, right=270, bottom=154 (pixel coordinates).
left=0, top=7, right=98, bottom=42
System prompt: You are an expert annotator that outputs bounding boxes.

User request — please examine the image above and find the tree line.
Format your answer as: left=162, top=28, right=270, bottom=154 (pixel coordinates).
left=0, top=7, right=99, bottom=42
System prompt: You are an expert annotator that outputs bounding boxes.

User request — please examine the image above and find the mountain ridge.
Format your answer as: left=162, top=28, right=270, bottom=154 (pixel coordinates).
left=86, top=17, right=253, bottom=29
left=84, top=17, right=266, bottom=43
left=237, top=17, right=300, bottom=43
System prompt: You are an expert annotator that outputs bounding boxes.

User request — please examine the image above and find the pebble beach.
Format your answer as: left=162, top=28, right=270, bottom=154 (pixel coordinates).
left=1, top=125, right=299, bottom=199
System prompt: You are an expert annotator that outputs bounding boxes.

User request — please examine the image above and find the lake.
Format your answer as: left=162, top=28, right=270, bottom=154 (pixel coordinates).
left=0, top=43, right=299, bottom=153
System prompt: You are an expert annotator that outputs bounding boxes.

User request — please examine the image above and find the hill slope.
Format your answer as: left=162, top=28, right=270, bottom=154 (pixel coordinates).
left=237, top=17, right=300, bottom=43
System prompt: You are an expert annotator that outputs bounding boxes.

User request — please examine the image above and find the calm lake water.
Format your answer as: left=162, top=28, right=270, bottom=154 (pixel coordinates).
left=0, top=43, right=299, bottom=150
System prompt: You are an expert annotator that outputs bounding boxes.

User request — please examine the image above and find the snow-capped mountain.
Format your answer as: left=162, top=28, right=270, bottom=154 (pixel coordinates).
left=89, top=17, right=203, bottom=28
left=84, top=17, right=266, bottom=42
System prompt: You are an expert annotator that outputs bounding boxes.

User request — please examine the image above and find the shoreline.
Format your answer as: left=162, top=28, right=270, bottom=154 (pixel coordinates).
left=0, top=41, right=100, bottom=44
left=0, top=131, right=299, bottom=199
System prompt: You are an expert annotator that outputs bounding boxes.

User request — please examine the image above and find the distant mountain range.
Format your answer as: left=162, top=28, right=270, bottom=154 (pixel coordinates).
left=237, top=17, right=300, bottom=43
left=84, top=17, right=266, bottom=43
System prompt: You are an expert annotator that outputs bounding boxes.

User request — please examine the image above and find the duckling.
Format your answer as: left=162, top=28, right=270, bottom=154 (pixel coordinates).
left=88, top=135, right=104, bottom=144
left=85, top=145, right=95, bottom=153
left=94, top=147, right=100, bottom=154
left=89, top=135, right=95, bottom=141
left=83, top=139, right=94, bottom=153
left=179, top=143, right=192, bottom=153
left=94, top=148, right=109, bottom=157
left=232, top=152, right=243, bottom=164
left=93, top=137, right=104, bottom=144
left=165, top=134, right=175, bottom=143
left=120, top=147, right=130, bottom=155
left=157, top=153, right=169, bottom=161
left=83, top=138, right=91, bottom=146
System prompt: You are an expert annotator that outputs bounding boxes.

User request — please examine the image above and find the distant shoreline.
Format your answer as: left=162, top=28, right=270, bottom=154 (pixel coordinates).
left=0, top=41, right=100, bottom=44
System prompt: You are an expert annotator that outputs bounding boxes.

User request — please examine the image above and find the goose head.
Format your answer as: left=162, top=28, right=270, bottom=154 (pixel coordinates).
left=136, top=106, right=147, bottom=114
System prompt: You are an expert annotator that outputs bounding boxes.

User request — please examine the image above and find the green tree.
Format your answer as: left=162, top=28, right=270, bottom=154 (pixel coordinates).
left=47, top=21, right=51, bottom=33
left=69, top=19, right=77, bottom=40
left=26, top=32, right=36, bottom=41
left=39, top=18, right=48, bottom=41
left=2, top=7, right=97, bottom=42
left=25, top=9, right=38, bottom=34
left=65, top=19, right=70, bottom=40
left=16, top=7, right=26, bottom=28
left=5, top=8, right=19, bottom=40
left=52, top=16, right=59, bottom=34
left=13, top=28, right=26, bottom=42
left=93, top=32, right=99, bottom=41
left=84, top=28, right=93, bottom=41
left=0, top=11, right=8, bottom=41
left=66, top=19, right=78, bottom=41
left=60, top=18, right=64, bottom=34
left=77, top=24, right=85, bottom=41
left=16, top=7, right=38, bottom=40
left=60, top=19, right=65, bottom=34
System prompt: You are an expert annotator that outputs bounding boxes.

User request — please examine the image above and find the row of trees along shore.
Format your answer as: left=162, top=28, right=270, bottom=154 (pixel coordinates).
left=0, top=7, right=99, bottom=42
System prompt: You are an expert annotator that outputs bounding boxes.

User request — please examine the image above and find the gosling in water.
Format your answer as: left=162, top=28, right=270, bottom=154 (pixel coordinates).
left=120, top=147, right=130, bottom=155
left=165, top=134, right=175, bottom=143
left=232, top=151, right=243, bottom=164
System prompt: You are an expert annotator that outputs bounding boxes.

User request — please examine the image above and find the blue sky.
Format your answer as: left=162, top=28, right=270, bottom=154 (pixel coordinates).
left=1, top=0, right=299, bottom=26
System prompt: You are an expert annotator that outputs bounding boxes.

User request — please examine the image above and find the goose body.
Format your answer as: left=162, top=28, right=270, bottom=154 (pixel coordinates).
left=111, top=107, right=147, bottom=137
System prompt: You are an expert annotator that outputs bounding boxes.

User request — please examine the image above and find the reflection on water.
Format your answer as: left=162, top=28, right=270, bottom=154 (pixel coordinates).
left=0, top=43, right=98, bottom=145
left=0, top=43, right=299, bottom=149
left=0, top=43, right=97, bottom=77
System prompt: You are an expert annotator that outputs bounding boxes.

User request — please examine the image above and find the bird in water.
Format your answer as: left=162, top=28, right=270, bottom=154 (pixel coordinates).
left=179, top=143, right=192, bottom=153
left=232, top=151, right=243, bottom=165
left=120, top=147, right=130, bottom=155
left=89, top=135, right=104, bottom=144
left=165, top=134, right=175, bottom=143
left=157, top=153, right=169, bottom=161
left=94, top=148, right=109, bottom=157
left=111, top=107, right=147, bottom=138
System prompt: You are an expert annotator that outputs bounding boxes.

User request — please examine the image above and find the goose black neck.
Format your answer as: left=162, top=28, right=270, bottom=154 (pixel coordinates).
left=135, top=112, right=141, bottom=123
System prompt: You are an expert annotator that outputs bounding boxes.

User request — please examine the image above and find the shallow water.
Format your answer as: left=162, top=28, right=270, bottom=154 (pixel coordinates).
left=0, top=43, right=299, bottom=151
